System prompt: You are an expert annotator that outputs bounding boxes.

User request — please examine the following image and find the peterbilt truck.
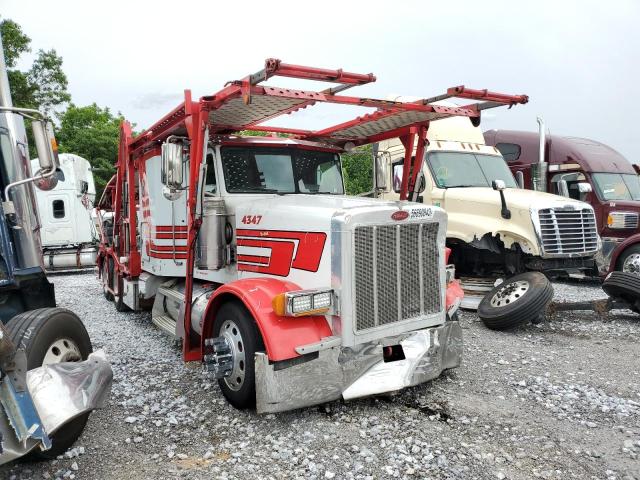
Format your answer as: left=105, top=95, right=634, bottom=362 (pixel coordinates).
left=376, top=113, right=599, bottom=280
left=484, top=123, right=640, bottom=277
left=0, top=37, right=111, bottom=463
left=96, top=59, right=525, bottom=413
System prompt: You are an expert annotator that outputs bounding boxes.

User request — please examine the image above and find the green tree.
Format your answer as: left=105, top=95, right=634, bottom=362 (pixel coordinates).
left=56, top=104, right=123, bottom=199
left=341, top=144, right=373, bottom=195
left=0, top=18, right=70, bottom=114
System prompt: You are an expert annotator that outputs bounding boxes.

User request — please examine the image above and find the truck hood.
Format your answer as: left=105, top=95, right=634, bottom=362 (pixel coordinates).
left=444, top=187, right=590, bottom=213
left=234, top=194, right=418, bottom=221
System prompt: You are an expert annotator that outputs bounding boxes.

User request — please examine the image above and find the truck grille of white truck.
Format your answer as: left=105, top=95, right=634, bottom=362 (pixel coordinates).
left=353, top=223, right=441, bottom=332
left=538, top=208, right=598, bottom=255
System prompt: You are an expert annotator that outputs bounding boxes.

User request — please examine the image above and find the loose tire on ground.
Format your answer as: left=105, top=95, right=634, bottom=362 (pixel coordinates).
left=213, top=301, right=264, bottom=409
left=616, top=245, right=640, bottom=276
left=478, top=272, right=554, bottom=330
left=6, top=308, right=93, bottom=459
left=602, top=271, right=640, bottom=312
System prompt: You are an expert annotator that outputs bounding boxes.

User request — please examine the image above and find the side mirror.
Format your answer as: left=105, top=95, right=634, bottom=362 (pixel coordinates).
left=515, top=171, right=524, bottom=189
left=161, top=142, right=184, bottom=189
left=374, top=152, right=389, bottom=191
left=557, top=179, right=570, bottom=197
left=492, top=179, right=506, bottom=191
left=32, top=120, right=59, bottom=172
left=577, top=182, right=592, bottom=193
left=33, top=169, right=59, bottom=191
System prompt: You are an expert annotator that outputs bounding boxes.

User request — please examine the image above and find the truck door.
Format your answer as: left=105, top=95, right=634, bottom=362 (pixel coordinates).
left=43, top=193, right=74, bottom=246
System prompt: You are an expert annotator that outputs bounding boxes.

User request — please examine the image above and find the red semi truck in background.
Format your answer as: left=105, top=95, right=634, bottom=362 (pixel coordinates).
left=484, top=121, right=640, bottom=276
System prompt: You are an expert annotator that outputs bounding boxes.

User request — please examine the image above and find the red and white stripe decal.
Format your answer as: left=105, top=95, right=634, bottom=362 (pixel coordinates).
left=236, top=229, right=326, bottom=277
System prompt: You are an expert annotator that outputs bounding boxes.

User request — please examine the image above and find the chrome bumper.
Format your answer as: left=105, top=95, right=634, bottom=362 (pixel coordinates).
left=0, top=351, right=113, bottom=465
left=255, top=321, right=462, bottom=414
left=596, top=237, right=625, bottom=275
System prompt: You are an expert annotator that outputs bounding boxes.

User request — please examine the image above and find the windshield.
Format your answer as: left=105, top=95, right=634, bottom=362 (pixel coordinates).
left=592, top=173, right=640, bottom=201
left=220, top=147, right=344, bottom=194
left=427, top=151, right=518, bottom=188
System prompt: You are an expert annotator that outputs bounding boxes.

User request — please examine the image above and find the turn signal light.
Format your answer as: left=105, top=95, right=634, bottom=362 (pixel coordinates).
left=272, top=289, right=333, bottom=317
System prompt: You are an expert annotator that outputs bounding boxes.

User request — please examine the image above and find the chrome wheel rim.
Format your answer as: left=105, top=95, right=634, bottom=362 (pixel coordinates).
left=42, top=338, right=82, bottom=365
left=622, top=253, right=640, bottom=275
left=220, top=319, right=245, bottom=391
left=489, top=280, right=530, bottom=308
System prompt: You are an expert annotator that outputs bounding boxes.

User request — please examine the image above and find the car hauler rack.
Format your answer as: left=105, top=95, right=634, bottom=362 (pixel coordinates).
left=97, top=58, right=527, bottom=413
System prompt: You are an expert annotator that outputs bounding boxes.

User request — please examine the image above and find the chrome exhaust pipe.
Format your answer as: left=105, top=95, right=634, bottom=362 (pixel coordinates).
left=532, top=117, right=548, bottom=192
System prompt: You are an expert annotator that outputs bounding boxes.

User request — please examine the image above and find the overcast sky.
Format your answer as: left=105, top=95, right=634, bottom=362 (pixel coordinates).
left=2, top=0, right=638, bottom=161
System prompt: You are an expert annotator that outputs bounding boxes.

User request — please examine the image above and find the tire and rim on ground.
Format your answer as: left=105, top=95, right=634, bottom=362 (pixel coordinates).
left=478, top=271, right=554, bottom=330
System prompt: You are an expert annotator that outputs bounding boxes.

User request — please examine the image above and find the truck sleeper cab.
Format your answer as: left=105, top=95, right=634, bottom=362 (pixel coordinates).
left=484, top=129, right=640, bottom=276
left=99, top=135, right=463, bottom=414
left=376, top=115, right=599, bottom=278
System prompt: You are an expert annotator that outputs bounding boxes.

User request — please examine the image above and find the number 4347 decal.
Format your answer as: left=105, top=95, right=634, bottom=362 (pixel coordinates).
left=241, top=215, right=262, bottom=225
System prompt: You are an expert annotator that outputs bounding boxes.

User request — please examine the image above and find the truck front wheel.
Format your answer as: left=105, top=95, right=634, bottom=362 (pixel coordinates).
left=212, top=302, right=264, bottom=409
left=6, top=308, right=93, bottom=459
left=478, top=272, right=553, bottom=330
left=616, top=245, right=640, bottom=276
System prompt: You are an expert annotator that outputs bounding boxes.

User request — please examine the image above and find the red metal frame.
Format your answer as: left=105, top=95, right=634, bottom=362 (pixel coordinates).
left=102, top=58, right=528, bottom=362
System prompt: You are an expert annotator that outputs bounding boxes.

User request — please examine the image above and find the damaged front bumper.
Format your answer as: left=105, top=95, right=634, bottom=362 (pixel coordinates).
left=0, top=351, right=113, bottom=465
left=255, top=320, right=462, bottom=414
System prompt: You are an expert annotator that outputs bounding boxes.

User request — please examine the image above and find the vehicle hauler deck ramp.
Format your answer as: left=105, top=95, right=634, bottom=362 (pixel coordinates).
left=96, top=58, right=526, bottom=413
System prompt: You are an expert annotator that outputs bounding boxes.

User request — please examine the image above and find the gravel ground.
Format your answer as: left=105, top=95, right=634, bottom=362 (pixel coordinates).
left=2, top=273, right=639, bottom=480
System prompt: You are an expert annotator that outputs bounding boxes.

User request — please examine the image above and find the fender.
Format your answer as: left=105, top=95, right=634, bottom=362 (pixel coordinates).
left=201, top=278, right=333, bottom=362
left=607, top=232, right=640, bottom=274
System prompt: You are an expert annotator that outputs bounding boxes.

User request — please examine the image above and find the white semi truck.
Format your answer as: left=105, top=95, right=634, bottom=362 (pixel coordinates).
left=95, top=59, right=527, bottom=412
left=375, top=109, right=599, bottom=327
left=31, top=153, right=97, bottom=270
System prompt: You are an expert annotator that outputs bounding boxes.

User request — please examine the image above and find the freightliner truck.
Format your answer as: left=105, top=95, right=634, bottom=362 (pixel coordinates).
left=374, top=109, right=599, bottom=328
left=484, top=121, right=640, bottom=277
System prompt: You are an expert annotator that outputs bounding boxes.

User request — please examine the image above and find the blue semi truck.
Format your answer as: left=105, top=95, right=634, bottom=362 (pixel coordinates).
left=0, top=36, right=111, bottom=464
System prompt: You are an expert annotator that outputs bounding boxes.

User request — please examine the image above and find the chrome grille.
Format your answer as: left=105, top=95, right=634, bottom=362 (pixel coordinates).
left=537, top=208, right=598, bottom=255
left=354, top=223, right=441, bottom=332
left=608, top=211, right=639, bottom=229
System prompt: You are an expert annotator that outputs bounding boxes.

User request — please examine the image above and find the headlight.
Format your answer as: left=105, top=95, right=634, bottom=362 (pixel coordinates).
left=607, top=211, right=639, bottom=229
left=272, top=289, right=333, bottom=317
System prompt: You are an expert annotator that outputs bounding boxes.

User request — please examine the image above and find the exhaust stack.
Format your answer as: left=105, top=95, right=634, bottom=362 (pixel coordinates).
left=532, top=117, right=548, bottom=192
left=0, top=36, right=13, bottom=108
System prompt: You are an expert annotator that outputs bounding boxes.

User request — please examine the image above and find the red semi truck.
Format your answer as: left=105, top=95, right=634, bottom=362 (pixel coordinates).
left=484, top=121, right=640, bottom=276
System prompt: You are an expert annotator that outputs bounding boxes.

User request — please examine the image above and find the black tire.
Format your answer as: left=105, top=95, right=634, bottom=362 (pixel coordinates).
left=114, top=274, right=130, bottom=312
left=478, top=272, right=554, bottom=330
left=615, top=245, right=640, bottom=275
left=213, top=301, right=264, bottom=409
left=602, top=271, right=640, bottom=312
left=6, top=308, right=93, bottom=459
left=102, top=259, right=114, bottom=301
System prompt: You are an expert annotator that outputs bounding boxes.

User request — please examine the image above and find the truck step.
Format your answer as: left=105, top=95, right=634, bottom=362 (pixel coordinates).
left=152, top=314, right=177, bottom=338
left=157, top=286, right=185, bottom=304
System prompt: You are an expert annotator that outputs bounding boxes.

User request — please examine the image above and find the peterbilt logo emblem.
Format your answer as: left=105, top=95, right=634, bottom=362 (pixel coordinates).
left=391, top=210, right=409, bottom=221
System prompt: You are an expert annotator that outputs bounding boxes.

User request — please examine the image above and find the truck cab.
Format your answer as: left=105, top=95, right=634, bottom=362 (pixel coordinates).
left=484, top=129, right=640, bottom=275
left=376, top=116, right=599, bottom=278
left=30, top=153, right=98, bottom=270
left=95, top=59, right=528, bottom=414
